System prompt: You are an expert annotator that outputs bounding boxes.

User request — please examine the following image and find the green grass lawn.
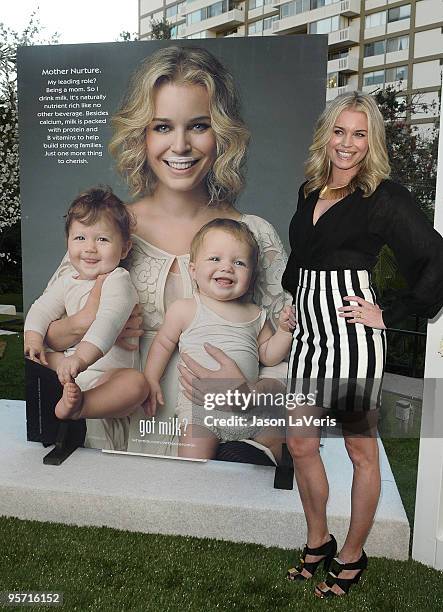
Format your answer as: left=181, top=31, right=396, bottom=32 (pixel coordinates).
left=381, top=437, right=419, bottom=530
left=0, top=332, right=25, bottom=400
left=0, top=516, right=442, bottom=612
left=0, top=292, right=23, bottom=312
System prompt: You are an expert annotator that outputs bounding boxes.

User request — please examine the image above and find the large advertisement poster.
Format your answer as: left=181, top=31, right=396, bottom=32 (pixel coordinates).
left=18, top=38, right=327, bottom=464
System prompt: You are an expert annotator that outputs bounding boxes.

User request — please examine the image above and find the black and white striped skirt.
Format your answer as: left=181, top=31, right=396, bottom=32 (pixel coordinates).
left=288, top=269, right=386, bottom=411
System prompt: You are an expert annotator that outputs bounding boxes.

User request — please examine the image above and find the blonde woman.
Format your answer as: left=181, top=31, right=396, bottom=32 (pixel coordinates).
left=46, top=46, right=289, bottom=457
left=283, top=91, right=443, bottom=597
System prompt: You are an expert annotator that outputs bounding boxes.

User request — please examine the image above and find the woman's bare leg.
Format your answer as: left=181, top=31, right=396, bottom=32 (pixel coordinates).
left=316, top=432, right=380, bottom=596
left=286, top=406, right=331, bottom=578
left=55, top=368, right=149, bottom=420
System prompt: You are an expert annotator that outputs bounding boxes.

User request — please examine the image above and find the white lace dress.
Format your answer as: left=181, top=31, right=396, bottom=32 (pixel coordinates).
left=46, top=214, right=290, bottom=455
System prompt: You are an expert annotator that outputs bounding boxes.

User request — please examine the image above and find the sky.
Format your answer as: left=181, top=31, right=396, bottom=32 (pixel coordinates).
left=1, top=0, right=139, bottom=44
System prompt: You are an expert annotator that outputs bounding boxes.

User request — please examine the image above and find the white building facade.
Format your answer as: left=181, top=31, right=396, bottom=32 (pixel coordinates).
left=139, top=0, right=442, bottom=131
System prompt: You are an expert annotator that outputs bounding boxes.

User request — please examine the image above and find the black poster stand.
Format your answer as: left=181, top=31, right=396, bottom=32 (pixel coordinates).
left=25, top=358, right=85, bottom=465
left=273, top=443, right=294, bottom=490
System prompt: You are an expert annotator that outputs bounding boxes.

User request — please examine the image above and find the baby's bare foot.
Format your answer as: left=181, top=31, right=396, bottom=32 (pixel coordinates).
left=55, top=382, right=83, bottom=420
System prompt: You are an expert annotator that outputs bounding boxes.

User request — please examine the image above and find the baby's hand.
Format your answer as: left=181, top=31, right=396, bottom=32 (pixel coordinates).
left=278, top=305, right=296, bottom=334
left=142, top=380, right=164, bottom=417
left=57, top=355, right=88, bottom=385
left=24, top=331, right=48, bottom=366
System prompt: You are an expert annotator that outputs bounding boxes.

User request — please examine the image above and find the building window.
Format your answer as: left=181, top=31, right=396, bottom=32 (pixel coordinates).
left=186, top=0, right=234, bottom=26
left=187, top=9, right=203, bottom=24
left=386, top=65, right=408, bottom=82
left=327, top=72, right=348, bottom=88
left=170, top=23, right=186, bottom=39
left=263, top=15, right=278, bottom=30
left=248, top=20, right=263, bottom=34
left=328, top=72, right=338, bottom=88
left=280, top=0, right=310, bottom=19
left=364, top=35, right=409, bottom=57
left=365, top=11, right=387, bottom=29
left=311, top=0, right=335, bottom=8
left=186, top=31, right=208, bottom=39
left=364, top=40, right=386, bottom=57
left=165, top=2, right=185, bottom=19
left=388, top=4, right=411, bottom=23
left=363, top=69, right=385, bottom=86
left=329, top=48, right=349, bottom=61
left=309, top=15, right=341, bottom=34
left=386, top=35, right=409, bottom=53
left=208, top=1, right=225, bottom=18
left=281, top=1, right=295, bottom=18
left=249, top=0, right=272, bottom=8
left=166, top=5, right=178, bottom=18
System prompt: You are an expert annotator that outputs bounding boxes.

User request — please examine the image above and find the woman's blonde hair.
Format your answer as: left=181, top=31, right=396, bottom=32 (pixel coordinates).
left=109, top=46, right=250, bottom=205
left=304, top=91, right=390, bottom=197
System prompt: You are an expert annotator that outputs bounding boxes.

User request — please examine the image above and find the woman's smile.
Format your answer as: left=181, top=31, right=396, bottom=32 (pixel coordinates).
left=146, top=82, right=216, bottom=194
left=163, top=157, right=200, bottom=172
left=326, top=109, right=369, bottom=182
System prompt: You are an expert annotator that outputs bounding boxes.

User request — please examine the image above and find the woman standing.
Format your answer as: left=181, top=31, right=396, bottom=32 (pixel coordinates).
left=46, top=46, right=289, bottom=456
left=283, top=91, right=443, bottom=597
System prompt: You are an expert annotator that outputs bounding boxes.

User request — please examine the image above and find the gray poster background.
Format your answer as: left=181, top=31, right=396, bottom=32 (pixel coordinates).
left=18, top=37, right=328, bottom=311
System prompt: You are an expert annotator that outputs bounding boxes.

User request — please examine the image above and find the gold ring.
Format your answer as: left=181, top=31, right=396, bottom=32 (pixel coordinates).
left=356, top=311, right=362, bottom=319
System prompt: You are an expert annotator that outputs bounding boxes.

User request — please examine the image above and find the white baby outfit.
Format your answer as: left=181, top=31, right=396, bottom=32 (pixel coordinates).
left=25, top=267, right=139, bottom=449
left=176, top=294, right=267, bottom=441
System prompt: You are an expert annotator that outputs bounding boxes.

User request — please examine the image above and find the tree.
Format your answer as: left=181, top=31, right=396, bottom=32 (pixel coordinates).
left=150, top=17, right=173, bottom=40
left=371, top=86, right=440, bottom=296
left=118, top=31, right=139, bottom=42
left=375, top=85, right=439, bottom=220
left=0, top=14, right=58, bottom=282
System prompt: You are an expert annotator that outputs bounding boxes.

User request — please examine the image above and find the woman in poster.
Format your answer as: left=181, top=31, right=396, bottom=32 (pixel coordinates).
left=46, top=46, right=289, bottom=459
left=282, top=91, right=443, bottom=597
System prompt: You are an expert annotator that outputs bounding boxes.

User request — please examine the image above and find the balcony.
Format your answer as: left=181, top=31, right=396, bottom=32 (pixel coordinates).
left=339, top=0, right=359, bottom=18
left=272, top=0, right=360, bottom=35
left=327, top=24, right=360, bottom=48
left=327, top=55, right=359, bottom=74
left=326, top=83, right=354, bottom=101
left=186, top=8, right=245, bottom=36
left=248, top=4, right=279, bottom=19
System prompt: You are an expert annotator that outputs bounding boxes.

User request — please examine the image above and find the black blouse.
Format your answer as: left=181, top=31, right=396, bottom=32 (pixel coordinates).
left=281, top=179, right=443, bottom=328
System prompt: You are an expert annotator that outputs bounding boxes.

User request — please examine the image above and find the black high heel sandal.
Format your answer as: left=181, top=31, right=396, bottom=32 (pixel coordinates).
left=314, top=549, right=368, bottom=597
left=287, top=535, right=337, bottom=582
